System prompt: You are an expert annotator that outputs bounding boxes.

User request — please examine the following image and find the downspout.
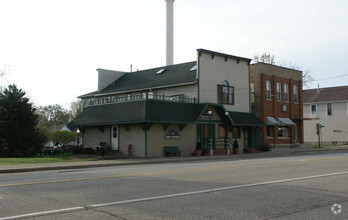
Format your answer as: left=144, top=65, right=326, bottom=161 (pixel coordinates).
left=197, top=50, right=201, bottom=103
left=248, top=62, right=251, bottom=112
left=145, top=128, right=148, bottom=158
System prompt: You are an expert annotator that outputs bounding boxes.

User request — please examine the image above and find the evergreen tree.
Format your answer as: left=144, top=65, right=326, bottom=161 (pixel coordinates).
left=0, top=84, right=44, bottom=157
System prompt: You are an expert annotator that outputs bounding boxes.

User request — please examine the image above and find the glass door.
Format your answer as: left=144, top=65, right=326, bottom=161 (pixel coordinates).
left=197, top=124, right=215, bottom=150
left=111, top=125, right=119, bottom=150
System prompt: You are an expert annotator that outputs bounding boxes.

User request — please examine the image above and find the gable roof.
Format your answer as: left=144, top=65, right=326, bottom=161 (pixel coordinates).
left=79, top=61, right=197, bottom=98
left=303, top=85, right=348, bottom=103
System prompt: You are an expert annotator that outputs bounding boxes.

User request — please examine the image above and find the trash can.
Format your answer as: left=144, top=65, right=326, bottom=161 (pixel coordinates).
left=125, top=144, right=132, bottom=157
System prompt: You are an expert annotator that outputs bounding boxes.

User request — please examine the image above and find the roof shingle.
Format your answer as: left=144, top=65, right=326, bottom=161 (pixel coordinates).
left=303, top=86, right=348, bottom=103
left=80, top=61, right=197, bottom=98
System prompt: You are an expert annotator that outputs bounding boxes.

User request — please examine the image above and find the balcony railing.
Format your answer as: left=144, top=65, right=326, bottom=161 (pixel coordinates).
left=83, top=94, right=197, bottom=108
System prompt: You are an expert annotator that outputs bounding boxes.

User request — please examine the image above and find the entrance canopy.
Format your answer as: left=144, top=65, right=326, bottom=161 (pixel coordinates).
left=278, top=117, right=296, bottom=126
left=266, top=116, right=279, bottom=125
left=228, top=111, right=265, bottom=127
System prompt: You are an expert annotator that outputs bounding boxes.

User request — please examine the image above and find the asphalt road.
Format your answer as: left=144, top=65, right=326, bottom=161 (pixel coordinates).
left=0, top=152, right=347, bottom=219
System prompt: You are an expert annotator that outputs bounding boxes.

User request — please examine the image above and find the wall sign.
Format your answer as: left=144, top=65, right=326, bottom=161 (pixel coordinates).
left=165, top=129, right=180, bottom=139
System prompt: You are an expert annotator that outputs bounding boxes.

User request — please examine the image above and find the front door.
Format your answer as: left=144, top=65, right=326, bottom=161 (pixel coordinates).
left=198, top=124, right=215, bottom=149
left=111, top=125, right=119, bottom=150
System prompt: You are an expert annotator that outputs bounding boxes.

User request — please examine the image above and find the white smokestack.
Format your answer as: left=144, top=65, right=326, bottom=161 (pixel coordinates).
left=165, top=0, right=174, bottom=65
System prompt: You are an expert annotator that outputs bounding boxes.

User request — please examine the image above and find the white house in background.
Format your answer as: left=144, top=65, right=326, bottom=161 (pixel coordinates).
left=303, top=85, right=348, bottom=145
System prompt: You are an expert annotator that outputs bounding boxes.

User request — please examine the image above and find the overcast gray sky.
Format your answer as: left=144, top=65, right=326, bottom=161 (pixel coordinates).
left=1, top=0, right=348, bottom=108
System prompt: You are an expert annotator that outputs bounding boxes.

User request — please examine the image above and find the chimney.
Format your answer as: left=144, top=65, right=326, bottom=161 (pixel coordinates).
left=165, top=0, right=175, bottom=66
left=317, top=84, right=320, bottom=93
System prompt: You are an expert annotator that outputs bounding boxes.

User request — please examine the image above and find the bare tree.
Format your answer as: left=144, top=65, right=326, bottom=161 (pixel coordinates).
left=253, top=53, right=313, bottom=88
left=0, top=64, right=10, bottom=91
left=253, top=53, right=276, bottom=65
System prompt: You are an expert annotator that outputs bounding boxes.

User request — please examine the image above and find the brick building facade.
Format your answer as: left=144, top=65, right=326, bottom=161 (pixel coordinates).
left=250, top=63, right=303, bottom=146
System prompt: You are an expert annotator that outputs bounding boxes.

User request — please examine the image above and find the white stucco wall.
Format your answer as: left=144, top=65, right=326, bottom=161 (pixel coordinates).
left=83, top=126, right=111, bottom=149
left=147, top=123, right=196, bottom=157
left=304, top=102, right=348, bottom=144
left=119, top=124, right=145, bottom=157
left=198, top=52, right=250, bottom=112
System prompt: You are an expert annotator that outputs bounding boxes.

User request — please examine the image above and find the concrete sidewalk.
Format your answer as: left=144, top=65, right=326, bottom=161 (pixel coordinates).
left=1, top=145, right=348, bottom=173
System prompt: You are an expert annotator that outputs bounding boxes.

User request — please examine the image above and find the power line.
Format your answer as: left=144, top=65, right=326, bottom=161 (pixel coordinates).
left=313, top=74, right=348, bottom=81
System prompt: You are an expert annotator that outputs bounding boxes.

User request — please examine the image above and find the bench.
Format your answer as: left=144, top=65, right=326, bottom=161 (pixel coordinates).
left=164, top=146, right=182, bottom=157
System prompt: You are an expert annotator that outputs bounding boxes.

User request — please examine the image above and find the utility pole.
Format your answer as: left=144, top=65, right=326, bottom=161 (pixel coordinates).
left=316, top=123, right=324, bottom=148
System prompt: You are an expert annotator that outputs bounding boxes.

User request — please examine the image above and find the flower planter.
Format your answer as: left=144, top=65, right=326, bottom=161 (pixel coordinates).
left=233, top=148, right=239, bottom=154
left=193, top=150, right=202, bottom=156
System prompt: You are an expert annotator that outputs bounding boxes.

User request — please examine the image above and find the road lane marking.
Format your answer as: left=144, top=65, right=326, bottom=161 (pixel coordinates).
left=1, top=171, right=347, bottom=220
left=1, top=156, right=347, bottom=187
left=0, top=207, right=85, bottom=220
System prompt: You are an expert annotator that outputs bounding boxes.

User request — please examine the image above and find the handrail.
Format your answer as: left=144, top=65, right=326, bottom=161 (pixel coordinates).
left=83, top=94, right=197, bottom=108
left=215, top=137, right=233, bottom=149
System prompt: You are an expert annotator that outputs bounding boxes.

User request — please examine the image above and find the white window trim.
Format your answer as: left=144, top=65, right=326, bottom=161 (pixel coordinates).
left=293, top=85, right=299, bottom=103
left=266, top=80, right=272, bottom=100
left=310, top=104, right=318, bottom=118
left=326, top=103, right=333, bottom=116
left=276, top=82, right=281, bottom=101
left=284, top=84, right=289, bottom=102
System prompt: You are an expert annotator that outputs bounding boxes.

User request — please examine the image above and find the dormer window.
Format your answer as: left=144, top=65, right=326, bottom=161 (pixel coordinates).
left=189, top=65, right=197, bottom=71
left=156, top=68, right=166, bottom=75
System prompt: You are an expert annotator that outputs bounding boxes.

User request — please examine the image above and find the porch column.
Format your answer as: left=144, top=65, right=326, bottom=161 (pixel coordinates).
left=225, top=124, right=230, bottom=155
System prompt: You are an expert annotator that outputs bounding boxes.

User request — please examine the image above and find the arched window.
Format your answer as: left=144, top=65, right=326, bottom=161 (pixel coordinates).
left=217, top=80, right=234, bottom=105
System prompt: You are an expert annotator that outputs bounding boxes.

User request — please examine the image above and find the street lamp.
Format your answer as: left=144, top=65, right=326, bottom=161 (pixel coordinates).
left=76, top=128, right=80, bottom=147
left=224, top=112, right=230, bottom=155
left=208, top=110, right=213, bottom=156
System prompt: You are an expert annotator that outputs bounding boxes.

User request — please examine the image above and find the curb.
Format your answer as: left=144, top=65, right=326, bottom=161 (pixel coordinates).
left=1, top=148, right=347, bottom=174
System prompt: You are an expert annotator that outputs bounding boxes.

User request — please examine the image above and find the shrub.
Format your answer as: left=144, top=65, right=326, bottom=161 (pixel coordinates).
left=233, top=140, right=239, bottom=149
left=73, top=147, right=95, bottom=155
left=259, top=143, right=271, bottom=152
left=49, top=130, right=77, bottom=146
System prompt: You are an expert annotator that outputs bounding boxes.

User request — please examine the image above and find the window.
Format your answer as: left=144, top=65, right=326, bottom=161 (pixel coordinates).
left=232, top=127, right=241, bottom=139
left=250, top=83, right=255, bottom=104
left=156, top=68, right=166, bottom=74
left=219, top=125, right=226, bottom=138
left=217, top=80, right=234, bottom=105
left=112, top=126, right=118, bottom=138
left=293, top=85, right=298, bottom=103
left=266, top=81, right=271, bottom=100
left=284, top=84, right=289, bottom=102
left=311, top=104, right=317, bottom=117
left=267, top=126, right=274, bottom=137
left=189, top=65, right=197, bottom=71
left=278, top=126, right=289, bottom=138
left=276, top=82, right=281, bottom=101
left=327, top=103, right=333, bottom=116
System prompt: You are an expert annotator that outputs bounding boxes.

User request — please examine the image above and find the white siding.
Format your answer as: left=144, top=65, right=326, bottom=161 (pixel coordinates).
left=198, top=52, right=250, bottom=112
left=304, top=102, right=348, bottom=144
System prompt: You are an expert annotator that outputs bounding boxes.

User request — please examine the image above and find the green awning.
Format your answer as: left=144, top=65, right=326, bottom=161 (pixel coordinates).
left=68, top=100, right=208, bottom=129
left=68, top=100, right=264, bottom=130
left=228, top=111, right=265, bottom=127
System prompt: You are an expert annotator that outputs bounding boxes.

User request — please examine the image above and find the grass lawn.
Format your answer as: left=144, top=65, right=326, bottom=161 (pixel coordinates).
left=0, top=152, right=97, bottom=166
